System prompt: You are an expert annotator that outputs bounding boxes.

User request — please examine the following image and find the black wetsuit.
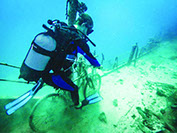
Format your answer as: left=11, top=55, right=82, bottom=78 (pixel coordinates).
left=19, top=25, right=100, bottom=105
left=42, top=38, right=100, bottom=105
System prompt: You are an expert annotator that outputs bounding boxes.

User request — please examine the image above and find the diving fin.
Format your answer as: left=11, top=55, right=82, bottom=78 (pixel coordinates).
left=4, top=78, right=44, bottom=115
left=86, top=92, right=100, bottom=101
left=88, top=96, right=103, bottom=104
left=5, top=90, right=31, bottom=110
left=80, top=93, right=103, bottom=108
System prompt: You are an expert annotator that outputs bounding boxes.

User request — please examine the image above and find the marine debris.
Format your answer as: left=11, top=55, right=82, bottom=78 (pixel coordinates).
left=172, top=72, right=177, bottom=79
left=160, top=105, right=177, bottom=132
left=101, top=53, right=105, bottom=65
left=113, top=99, right=118, bottom=107
left=139, top=38, right=160, bottom=57
left=98, top=112, right=107, bottom=124
left=167, top=91, right=177, bottom=105
left=145, top=81, right=176, bottom=91
left=142, top=81, right=177, bottom=132
left=136, top=107, right=166, bottom=132
left=169, top=56, right=177, bottom=60
left=113, top=57, right=119, bottom=69
left=156, top=89, right=167, bottom=97
left=127, top=43, right=139, bottom=66
left=116, top=79, right=124, bottom=85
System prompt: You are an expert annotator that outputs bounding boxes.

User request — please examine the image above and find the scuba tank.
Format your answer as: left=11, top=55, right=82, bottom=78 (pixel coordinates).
left=19, top=20, right=59, bottom=82
left=19, top=34, right=57, bottom=82
left=25, top=34, right=56, bottom=71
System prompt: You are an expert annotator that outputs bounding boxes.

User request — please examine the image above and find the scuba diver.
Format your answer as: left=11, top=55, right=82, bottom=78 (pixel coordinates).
left=18, top=13, right=101, bottom=109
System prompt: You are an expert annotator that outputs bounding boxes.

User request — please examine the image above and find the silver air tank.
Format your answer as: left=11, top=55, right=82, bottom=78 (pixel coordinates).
left=24, top=34, right=56, bottom=71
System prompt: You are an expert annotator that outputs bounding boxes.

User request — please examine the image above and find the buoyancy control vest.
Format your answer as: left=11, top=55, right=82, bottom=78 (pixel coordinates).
left=19, top=20, right=80, bottom=82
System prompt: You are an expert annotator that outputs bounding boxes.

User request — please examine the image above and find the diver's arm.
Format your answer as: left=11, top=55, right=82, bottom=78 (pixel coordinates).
left=77, top=41, right=101, bottom=67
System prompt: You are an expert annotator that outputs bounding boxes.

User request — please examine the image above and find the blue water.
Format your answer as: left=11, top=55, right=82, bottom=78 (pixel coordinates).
left=0, top=0, right=177, bottom=75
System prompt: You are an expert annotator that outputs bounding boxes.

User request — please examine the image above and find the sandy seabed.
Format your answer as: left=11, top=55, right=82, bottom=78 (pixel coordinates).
left=0, top=40, right=177, bottom=133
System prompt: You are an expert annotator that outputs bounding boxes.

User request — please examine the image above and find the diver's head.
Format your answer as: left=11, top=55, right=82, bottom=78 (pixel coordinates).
left=74, top=13, right=94, bottom=35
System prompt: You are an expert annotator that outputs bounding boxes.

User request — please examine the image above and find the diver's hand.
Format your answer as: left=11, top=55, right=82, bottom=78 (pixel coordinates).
left=93, top=65, right=103, bottom=69
left=97, top=65, right=103, bottom=69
